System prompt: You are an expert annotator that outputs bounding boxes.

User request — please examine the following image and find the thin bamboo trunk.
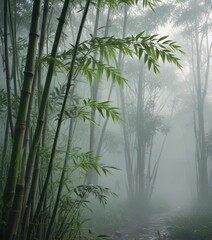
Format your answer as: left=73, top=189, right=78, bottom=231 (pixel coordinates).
left=23, top=0, right=71, bottom=210
left=96, top=79, right=113, bottom=157
left=38, top=0, right=49, bottom=106
left=118, top=4, right=134, bottom=196
left=87, top=5, right=111, bottom=184
left=136, top=62, right=146, bottom=199
left=27, top=1, right=91, bottom=238
left=194, top=22, right=209, bottom=204
left=0, top=118, right=9, bottom=191
left=8, top=0, right=18, bottom=96
left=4, top=0, right=14, bottom=138
left=45, top=118, right=75, bottom=240
left=87, top=1, right=101, bottom=184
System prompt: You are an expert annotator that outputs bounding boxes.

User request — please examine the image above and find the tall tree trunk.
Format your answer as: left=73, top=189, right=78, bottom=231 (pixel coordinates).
left=87, top=1, right=101, bottom=184
left=118, top=4, right=134, bottom=196
left=193, top=20, right=209, bottom=205
left=136, top=63, right=145, bottom=199
left=4, top=0, right=14, bottom=138
left=87, top=3, right=111, bottom=184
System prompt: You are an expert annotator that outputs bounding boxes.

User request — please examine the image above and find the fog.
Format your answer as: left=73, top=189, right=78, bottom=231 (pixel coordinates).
left=0, top=0, right=212, bottom=239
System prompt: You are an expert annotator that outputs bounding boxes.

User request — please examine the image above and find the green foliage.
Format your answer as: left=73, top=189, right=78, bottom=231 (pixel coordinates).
left=79, top=33, right=183, bottom=73
left=133, top=33, right=183, bottom=72
left=95, top=0, right=160, bottom=9
left=42, top=32, right=182, bottom=82
left=68, top=147, right=118, bottom=176
left=81, top=59, right=127, bottom=85
left=169, top=211, right=212, bottom=240
left=0, top=89, right=7, bottom=114
left=142, top=0, right=161, bottom=10
left=74, top=184, right=116, bottom=206
left=83, top=99, right=122, bottom=122
left=64, top=98, right=122, bottom=123
left=47, top=193, right=108, bottom=240
left=0, top=89, right=21, bottom=119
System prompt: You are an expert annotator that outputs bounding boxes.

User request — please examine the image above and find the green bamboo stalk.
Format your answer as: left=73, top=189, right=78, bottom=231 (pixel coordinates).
left=93, top=6, right=111, bottom=158
left=136, top=63, right=145, bottom=198
left=87, top=4, right=111, bottom=184
left=28, top=1, right=91, bottom=238
left=4, top=0, right=14, bottom=138
left=21, top=2, right=50, bottom=182
left=87, top=1, right=101, bottom=184
left=0, top=118, right=9, bottom=191
left=23, top=0, right=71, bottom=209
left=94, top=7, right=112, bottom=159
left=96, top=80, right=113, bottom=157
left=118, top=4, right=134, bottom=196
left=4, top=184, right=24, bottom=240
left=8, top=0, right=18, bottom=96
left=15, top=69, right=37, bottom=238
left=38, top=0, right=49, bottom=106
left=4, top=1, right=41, bottom=240
left=19, top=150, right=39, bottom=239
left=45, top=118, right=75, bottom=240
left=22, top=0, right=50, bottom=207
left=2, top=0, right=42, bottom=237
left=19, top=2, right=50, bottom=238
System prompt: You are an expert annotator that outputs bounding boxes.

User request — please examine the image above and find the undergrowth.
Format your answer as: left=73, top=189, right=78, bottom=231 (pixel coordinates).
left=168, top=209, right=212, bottom=240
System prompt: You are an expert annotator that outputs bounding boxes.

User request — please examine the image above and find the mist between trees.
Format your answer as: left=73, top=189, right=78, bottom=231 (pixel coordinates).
left=0, top=0, right=211, bottom=240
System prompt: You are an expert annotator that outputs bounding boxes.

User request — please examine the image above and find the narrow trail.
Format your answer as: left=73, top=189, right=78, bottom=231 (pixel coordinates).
left=111, top=212, right=173, bottom=240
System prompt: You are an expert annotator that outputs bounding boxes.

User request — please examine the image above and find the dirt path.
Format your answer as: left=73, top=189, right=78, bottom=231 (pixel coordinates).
left=111, top=212, right=172, bottom=240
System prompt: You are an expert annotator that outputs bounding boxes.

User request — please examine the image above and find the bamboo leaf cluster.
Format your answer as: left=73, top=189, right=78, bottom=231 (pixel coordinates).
left=64, top=98, right=122, bottom=123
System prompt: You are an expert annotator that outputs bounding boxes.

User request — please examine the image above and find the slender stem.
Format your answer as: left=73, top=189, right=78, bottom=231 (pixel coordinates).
left=4, top=0, right=14, bottom=138
left=27, top=1, right=91, bottom=238
left=0, top=118, right=9, bottom=191
left=8, top=0, right=17, bottom=96
left=45, top=118, right=75, bottom=240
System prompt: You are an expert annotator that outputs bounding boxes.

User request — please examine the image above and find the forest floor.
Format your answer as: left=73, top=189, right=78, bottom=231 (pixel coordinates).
left=92, top=203, right=212, bottom=240
left=110, top=211, right=173, bottom=240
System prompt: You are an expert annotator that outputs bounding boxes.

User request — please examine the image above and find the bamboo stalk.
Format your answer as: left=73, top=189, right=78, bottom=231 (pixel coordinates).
left=45, top=118, right=75, bottom=240
left=0, top=118, right=9, bottom=191
left=87, top=0, right=101, bottom=184
left=28, top=1, right=91, bottom=238
left=4, top=0, right=14, bottom=138
left=8, top=0, right=18, bottom=96
left=2, top=0, right=42, bottom=237
left=118, top=4, right=135, bottom=196
left=23, top=0, right=71, bottom=209
left=20, top=1, right=50, bottom=233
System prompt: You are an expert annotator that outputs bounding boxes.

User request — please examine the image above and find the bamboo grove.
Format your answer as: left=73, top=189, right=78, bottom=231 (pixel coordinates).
left=0, top=0, right=184, bottom=239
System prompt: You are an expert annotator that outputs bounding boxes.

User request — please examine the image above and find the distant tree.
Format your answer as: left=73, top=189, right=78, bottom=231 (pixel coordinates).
left=172, top=0, right=212, bottom=206
left=118, top=1, right=178, bottom=206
